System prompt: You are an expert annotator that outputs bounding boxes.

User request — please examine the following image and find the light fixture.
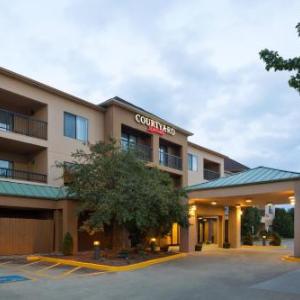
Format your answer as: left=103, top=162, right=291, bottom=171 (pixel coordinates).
left=289, top=196, right=295, bottom=206
left=245, top=199, right=252, bottom=203
left=93, top=240, right=100, bottom=246
left=211, top=201, right=217, bottom=205
left=150, top=237, right=156, bottom=243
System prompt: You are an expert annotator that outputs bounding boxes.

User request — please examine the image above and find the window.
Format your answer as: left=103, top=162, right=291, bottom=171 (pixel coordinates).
left=64, top=112, right=88, bottom=142
left=121, top=132, right=137, bottom=150
left=188, top=153, right=198, bottom=171
left=0, top=160, right=13, bottom=177
left=159, top=145, right=168, bottom=165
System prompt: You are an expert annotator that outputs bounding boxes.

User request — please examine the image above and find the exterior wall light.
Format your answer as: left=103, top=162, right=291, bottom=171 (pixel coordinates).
left=211, top=202, right=217, bottom=205
left=245, top=199, right=252, bottom=203
left=289, top=196, right=295, bottom=205
left=93, top=240, right=101, bottom=260
left=189, top=205, right=197, bottom=216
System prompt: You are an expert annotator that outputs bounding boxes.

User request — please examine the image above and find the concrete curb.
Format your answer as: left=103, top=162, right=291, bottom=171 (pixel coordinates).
left=27, top=253, right=187, bottom=272
left=282, top=255, right=300, bottom=263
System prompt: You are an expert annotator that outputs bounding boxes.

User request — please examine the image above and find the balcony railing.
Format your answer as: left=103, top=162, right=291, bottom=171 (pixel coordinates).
left=0, top=108, right=47, bottom=140
left=121, top=140, right=152, bottom=162
left=0, top=167, right=47, bottom=183
left=204, top=169, right=220, bottom=181
left=159, top=152, right=182, bottom=170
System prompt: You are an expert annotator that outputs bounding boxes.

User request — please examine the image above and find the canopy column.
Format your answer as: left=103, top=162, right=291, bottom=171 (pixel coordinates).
left=294, top=183, right=300, bottom=257
left=228, top=206, right=241, bottom=248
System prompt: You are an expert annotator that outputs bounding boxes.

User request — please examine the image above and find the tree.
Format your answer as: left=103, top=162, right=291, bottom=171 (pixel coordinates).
left=58, top=141, right=189, bottom=248
left=272, top=208, right=294, bottom=238
left=259, top=22, right=300, bottom=93
left=241, top=207, right=261, bottom=237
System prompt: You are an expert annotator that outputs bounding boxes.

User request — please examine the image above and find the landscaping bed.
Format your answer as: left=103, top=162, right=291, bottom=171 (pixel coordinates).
left=48, top=250, right=179, bottom=266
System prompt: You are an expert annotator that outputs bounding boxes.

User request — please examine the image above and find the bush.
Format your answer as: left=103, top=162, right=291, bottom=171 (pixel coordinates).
left=62, top=232, right=73, bottom=256
left=269, top=232, right=282, bottom=246
left=242, top=234, right=253, bottom=246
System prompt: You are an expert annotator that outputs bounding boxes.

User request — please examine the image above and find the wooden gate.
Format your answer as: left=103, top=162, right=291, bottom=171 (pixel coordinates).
left=0, top=218, right=54, bottom=255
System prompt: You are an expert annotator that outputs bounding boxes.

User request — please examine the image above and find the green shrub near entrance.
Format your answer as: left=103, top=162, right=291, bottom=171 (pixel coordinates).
left=269, top=232, right=282, bottom=246
left=62, top=232, right=73, bottom=256
left=242, top=234, right=254, bottom=246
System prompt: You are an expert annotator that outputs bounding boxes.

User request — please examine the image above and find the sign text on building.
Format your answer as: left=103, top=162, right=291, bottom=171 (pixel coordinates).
left=135, top=114, right=176, bottom=136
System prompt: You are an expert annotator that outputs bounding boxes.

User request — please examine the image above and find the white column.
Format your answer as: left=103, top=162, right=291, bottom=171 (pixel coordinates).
left=180, top=205, right=197, bottom=252
left=294, top=183, right=300, bottom=257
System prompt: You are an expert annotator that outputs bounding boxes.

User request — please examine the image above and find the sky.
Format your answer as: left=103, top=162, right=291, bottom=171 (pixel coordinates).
left=0, top=0, right=300, bottom=171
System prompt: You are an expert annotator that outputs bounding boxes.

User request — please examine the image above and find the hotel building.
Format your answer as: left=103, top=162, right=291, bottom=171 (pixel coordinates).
left=0, top=67, right=300, bottom=257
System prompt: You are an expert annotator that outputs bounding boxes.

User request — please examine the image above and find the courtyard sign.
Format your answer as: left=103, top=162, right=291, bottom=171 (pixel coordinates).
left=135, top=114, right=176, bottom=136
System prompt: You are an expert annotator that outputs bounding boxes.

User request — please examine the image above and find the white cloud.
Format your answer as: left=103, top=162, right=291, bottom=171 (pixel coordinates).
left=0, top=0, right=299, bottom=170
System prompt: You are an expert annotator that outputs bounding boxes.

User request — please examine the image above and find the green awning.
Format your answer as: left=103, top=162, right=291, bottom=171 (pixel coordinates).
left=186, top=166, right=300, bottom=191
left=0, top=180, right=67, bottom=200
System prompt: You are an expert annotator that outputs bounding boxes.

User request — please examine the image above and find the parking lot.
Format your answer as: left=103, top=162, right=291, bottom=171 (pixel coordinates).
left=0, top=257, right=106, bottom=282
left=1, top=242, right=300, bottom=300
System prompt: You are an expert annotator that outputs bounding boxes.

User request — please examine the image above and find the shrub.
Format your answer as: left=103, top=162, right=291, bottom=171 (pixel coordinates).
left=62, top=232, right=73, bottom=256
left=223, top=242, right=230, bottom=249
left=242, top=234, right=253, bottom=246
left=195, top=243, right=203, bottom=251
left=269, top=232, right=282, bottom=246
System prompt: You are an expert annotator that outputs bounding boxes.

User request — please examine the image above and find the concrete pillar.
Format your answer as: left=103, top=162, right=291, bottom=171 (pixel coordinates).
left=294, top=183, right=300, bottom=257
left=217, top=216, right=224, bottom=248
left=228, top=206, right=241, bottom=248
left=54, top=209, right=63, bottom=253
left=151, top=135, right=159, bottom=165
left=180, top=205, right=197, bottom=252
left=61, top=200, right=78, bottom=254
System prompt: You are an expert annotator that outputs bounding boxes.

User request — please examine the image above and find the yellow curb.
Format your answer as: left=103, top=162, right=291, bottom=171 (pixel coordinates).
left=27, top=253, right=187, bottom=272
left=282, top=255, right=300, bottom=263
left=241, top=245, right=286, bottom=250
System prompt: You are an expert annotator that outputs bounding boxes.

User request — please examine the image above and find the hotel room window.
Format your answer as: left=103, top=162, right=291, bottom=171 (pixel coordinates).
left=64, top=112, right=88, bottom=142
left=121, top=133, right=137, bottom=150
left=188, top=153, right=198, bottom=171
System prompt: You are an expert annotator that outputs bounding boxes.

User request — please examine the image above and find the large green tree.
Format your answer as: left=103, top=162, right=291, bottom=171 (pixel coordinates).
left=241, top=207, right=261, bottom=237
left=59, top=141, right=189, bottom=248
left=272, top=208, right=294, bottom=238
left=259, top=22, right=300, bottom=93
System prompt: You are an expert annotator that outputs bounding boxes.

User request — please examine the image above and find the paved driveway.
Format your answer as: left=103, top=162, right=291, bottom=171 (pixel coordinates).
left=1, top=244, right=300, bottom=300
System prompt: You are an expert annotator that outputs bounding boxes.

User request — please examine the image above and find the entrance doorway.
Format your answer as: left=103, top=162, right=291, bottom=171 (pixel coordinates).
left=197, top=216, right=218, bottom=245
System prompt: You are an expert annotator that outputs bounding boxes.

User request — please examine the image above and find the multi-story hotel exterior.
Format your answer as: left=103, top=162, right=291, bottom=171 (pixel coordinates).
left=1, top=66, right=300, bottom=257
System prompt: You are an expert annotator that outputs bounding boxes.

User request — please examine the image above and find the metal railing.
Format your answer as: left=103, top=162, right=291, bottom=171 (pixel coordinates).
left=159, top=151, right=182, bottom=170
left=0, top=167, right=47, bottom=183
left=204, top=169, right=220, bottom=181
left=0, top=108, right=47, bottom=140
left=121, top=140, right=152, bottom=162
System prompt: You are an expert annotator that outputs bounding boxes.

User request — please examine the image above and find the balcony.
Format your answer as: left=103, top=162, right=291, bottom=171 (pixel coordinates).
left=0, top=108, right=47, bottom=140
left=121, top=140, right=152, bottom=162
left=0, top=167, right=47, bottom=183
left=159, top=152, right=182, bottom=170
left=204, top=169, right=220, bottom=181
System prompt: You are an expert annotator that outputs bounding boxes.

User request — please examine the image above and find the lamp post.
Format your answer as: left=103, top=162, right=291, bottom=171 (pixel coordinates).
left=262, top=235, right=267, bottom=246
left=93, top=240, right=100, bottom=260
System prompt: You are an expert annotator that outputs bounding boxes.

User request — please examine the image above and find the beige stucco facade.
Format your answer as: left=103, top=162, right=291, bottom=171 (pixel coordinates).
left=1, top=66, right=300, bottom=258
left=187, top=142, right=225, bottom=186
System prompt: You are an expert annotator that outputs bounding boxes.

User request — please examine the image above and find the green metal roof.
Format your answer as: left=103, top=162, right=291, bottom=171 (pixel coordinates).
left=186, top=166, right=300, bottom=191
left=0, top=180, right=67, bottom=200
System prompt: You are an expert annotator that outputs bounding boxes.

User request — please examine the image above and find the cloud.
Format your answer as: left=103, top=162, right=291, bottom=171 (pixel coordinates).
left=0, top=0, right=299, bottom=170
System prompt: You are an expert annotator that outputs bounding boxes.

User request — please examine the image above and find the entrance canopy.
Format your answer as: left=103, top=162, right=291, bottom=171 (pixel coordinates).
left=186, top=166, right=300, bottom=257
left=187, top=166, right=300, bottom=207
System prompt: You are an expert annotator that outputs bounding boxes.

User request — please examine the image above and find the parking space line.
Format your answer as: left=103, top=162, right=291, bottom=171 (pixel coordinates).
left=36, top=263, right=61, bottom=273
left=20, top=261, right=42, bottom=269
left=79, top=271, right=106, bottom=277
left=59, top=266, right=81, bottom=278
left=0, top=261, right=11, bottom=266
